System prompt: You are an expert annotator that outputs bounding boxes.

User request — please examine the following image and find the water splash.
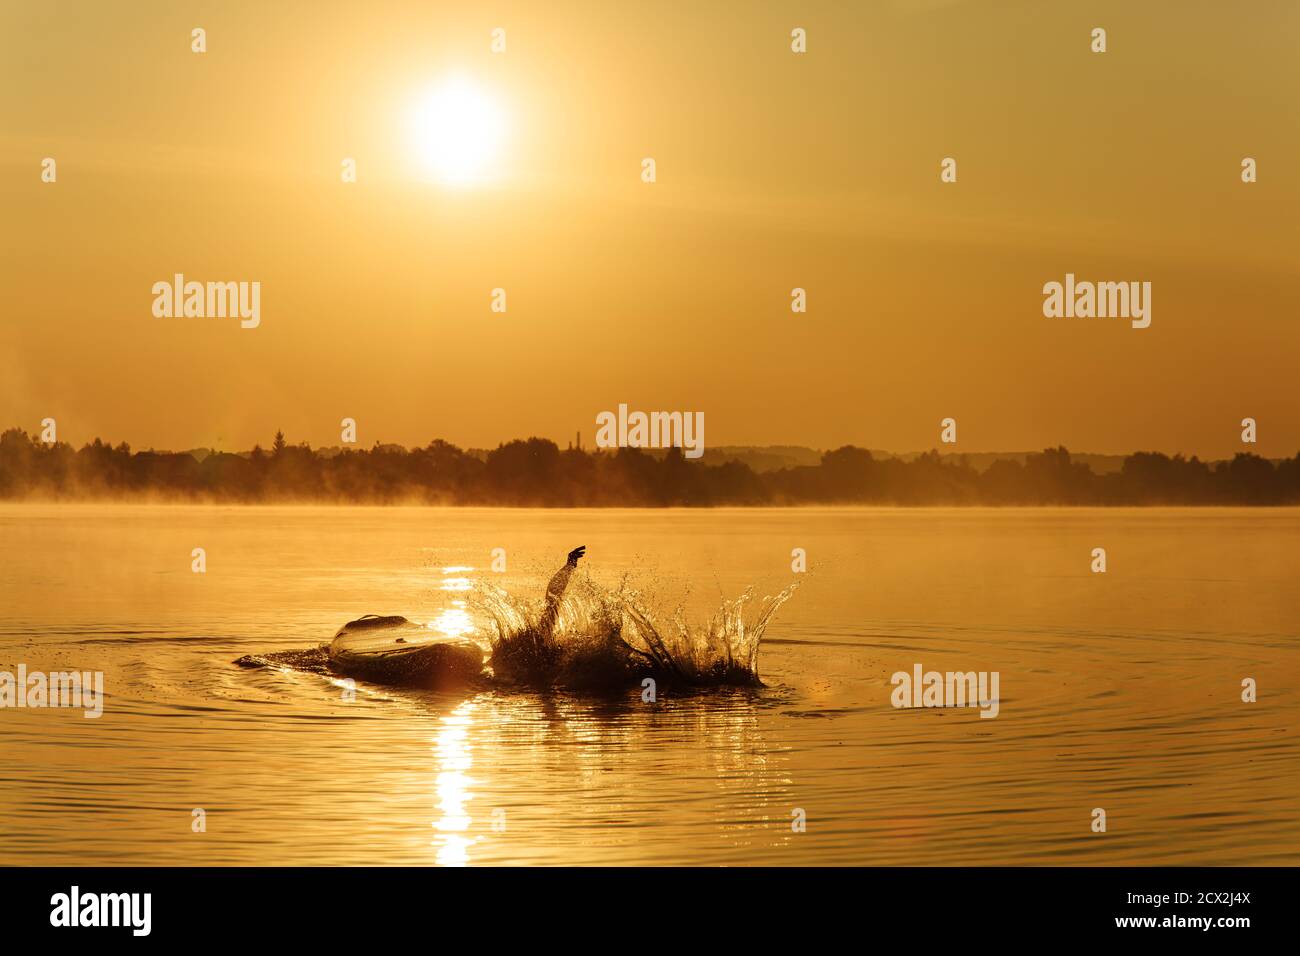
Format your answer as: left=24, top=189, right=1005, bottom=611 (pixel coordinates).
left=469, top=576, right=797, bottom=689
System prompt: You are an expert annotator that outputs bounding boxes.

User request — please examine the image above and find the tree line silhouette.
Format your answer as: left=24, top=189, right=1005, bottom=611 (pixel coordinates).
left=2, top=427, right=1298, bottom=505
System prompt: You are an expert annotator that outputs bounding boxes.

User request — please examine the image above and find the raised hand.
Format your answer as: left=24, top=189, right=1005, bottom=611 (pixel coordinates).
left=566, top=545, right=586, bottom=565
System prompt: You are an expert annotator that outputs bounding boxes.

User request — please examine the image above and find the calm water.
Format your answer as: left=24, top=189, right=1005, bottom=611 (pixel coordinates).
left=0, top=504, right=1297, bottom=866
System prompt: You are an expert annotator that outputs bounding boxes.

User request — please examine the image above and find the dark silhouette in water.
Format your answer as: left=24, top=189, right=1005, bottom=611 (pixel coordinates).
left=4, top=426, right=1299, bottom=505
left=237, top=542, right=797, bottom=693
left=540, top=545, right=585, bottom=636
left=485, top=545, right=612, bottom=686
left=477, top=546, right=796, bottom=690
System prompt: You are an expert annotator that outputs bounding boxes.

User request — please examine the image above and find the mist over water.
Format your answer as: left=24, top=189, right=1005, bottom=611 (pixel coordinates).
left=1, top=504, right=1297, bottom=865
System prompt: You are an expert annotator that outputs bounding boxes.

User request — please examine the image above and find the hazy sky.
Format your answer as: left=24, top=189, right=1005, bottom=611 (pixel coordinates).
left=2, top=0, right=1297, bottom=457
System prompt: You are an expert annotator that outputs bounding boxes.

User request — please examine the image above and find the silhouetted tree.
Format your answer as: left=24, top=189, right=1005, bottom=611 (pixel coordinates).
left=1, top=425, right=1297, bottom=506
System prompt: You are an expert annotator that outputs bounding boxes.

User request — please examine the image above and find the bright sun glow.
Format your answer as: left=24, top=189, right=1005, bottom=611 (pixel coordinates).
left=408, top=77, right=507, bottom=187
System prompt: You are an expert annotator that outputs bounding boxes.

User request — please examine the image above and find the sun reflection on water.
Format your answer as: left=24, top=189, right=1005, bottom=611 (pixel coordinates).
left=428, top=602, right=475, bottom=638
left=428, top=566, right=478, bottom=639
left=431, top=701, right=478, bottom=866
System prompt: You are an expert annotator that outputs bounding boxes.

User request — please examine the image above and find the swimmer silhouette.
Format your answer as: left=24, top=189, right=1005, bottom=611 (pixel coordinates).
left=538, top=546, right=585, bottom=638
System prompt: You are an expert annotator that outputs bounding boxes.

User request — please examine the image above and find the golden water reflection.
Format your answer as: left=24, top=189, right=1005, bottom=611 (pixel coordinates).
left=431, top=566, right=478, bottom=638
left=431, top=701, right=478, bottom=866
left=428, top=602, right=474, bottom=638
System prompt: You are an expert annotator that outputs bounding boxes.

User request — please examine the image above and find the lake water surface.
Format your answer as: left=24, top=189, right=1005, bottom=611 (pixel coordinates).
left=1, top=504, right=1296, bottom=865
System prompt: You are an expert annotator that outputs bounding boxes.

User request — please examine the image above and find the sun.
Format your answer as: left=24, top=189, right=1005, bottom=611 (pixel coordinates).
left=408, top=76, right=507, bottom=187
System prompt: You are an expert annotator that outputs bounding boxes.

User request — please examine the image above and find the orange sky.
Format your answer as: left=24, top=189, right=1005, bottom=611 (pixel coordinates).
left=2, top=0, right=1297, bottom=458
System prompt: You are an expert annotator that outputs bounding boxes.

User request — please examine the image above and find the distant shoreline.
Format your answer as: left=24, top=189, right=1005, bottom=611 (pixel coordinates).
left=4, top=428, right=1298, bottom=507
left=3, top=499, right=1299, bottom=510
